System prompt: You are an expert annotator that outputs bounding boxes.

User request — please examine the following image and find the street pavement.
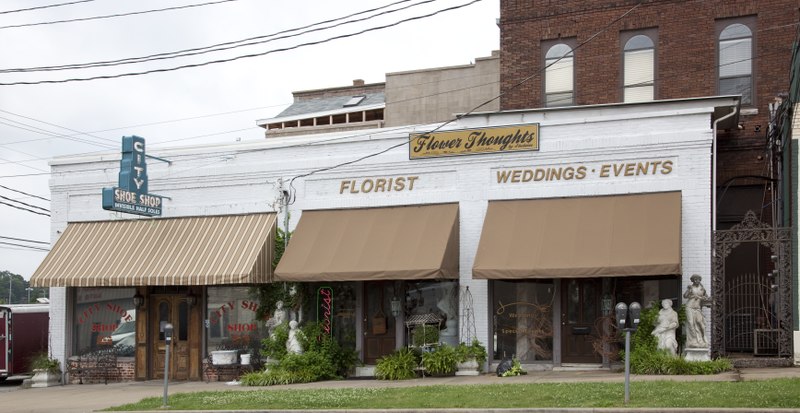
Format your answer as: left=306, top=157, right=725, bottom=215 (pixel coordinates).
left=1, top=367, right=800, bottom=413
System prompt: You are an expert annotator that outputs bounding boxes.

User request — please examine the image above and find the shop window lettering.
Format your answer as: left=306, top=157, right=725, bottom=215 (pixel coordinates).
left=210, top=300, right=259, bottom=326
left=78, top=302, right=134, bottom=325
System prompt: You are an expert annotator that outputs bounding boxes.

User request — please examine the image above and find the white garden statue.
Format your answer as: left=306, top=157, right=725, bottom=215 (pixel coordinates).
left=652, top=299, right=679, bottom=356
left=286, top=320, right=303, bottom=354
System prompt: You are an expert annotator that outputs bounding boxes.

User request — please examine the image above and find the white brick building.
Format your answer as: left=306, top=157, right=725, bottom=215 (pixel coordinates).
left=32, top=96, right=738, bottom=381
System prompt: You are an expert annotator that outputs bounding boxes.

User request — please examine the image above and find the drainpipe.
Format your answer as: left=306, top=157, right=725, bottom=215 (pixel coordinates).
left=712, top=105, right=739, bottom=235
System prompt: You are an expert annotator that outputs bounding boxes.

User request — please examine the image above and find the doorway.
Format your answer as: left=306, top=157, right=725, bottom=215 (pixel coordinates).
left=561, top=279, right=601, bottom=363
left=149, top=295, right=195, bottom=380
left=362, top=281, right=396, bottom=364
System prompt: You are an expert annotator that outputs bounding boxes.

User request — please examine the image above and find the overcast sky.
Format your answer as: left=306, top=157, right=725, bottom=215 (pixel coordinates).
left=0, top=0, right=499, bottom=280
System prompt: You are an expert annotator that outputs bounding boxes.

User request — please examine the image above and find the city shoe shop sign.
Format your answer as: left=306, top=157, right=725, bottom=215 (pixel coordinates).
left=102, top=135, right=164, bottom=217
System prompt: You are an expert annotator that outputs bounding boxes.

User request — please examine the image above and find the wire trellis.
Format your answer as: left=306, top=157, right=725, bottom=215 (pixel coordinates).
left=459, top=286, right=476, bottom=344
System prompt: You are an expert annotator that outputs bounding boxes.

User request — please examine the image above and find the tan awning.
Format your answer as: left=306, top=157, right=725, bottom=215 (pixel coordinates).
left=275, top=204, right=459, bottom=281
left=473, top=192, right=681, bottom=279
left=30, top=213, right=276, bottom=287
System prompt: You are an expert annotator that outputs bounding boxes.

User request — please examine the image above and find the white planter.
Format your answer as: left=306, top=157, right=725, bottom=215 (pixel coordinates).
left=30, top=370, right=62, bottom=387
left=211, top=350, right=238, bottom=365
left=240, top=353, right=251, bottom=365
left=455, top=358, right=480, bottom=376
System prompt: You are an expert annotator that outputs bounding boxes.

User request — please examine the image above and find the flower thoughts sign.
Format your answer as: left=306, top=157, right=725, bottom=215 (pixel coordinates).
left=102, top=135, right=163, bottom=217
left=409, top=124, right=539, bottom=159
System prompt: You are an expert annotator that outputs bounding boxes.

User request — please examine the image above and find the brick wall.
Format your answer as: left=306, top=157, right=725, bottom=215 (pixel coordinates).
left=499, top=0, right=796, bottom=216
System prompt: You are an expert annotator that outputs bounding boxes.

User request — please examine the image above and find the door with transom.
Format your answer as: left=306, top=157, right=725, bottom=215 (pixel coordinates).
left=150, top=295, right=192, bottom=380
left=561, top=279, right=602, bottom=363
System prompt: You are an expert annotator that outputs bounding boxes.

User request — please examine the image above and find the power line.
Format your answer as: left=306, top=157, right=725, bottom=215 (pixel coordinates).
left=0, top=184, right=50, bottom=202
left=0, top=241, right=49, bottom=252
left=0, top=0, right=98, bottom=15
left=0, top=0, right=485, bottom=86
left=0, top=0, right=429, bottom=74
left=0, top=199, right=50, bottom=216
left=0, top=235, right=49, bottom=245
left=0, top=0, right=242, bottom=30
left=0, top=194, right=50, bottom=213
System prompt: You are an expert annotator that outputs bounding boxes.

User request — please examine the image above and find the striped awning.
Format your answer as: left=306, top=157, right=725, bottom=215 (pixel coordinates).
left=30, top=213, right=276, bottom=287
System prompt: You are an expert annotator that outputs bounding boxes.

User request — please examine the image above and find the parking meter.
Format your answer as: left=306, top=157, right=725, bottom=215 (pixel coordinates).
left=628, top=302, right=641, bottom=331
left=615, top=302, right=628, bottom=330
left=164, top=323, right=174, bottom=342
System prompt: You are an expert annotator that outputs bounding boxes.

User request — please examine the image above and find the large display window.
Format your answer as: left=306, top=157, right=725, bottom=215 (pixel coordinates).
left=205, top=286, right=267, bottom=358
left=305, top=283, right=357, bottom=353
left=73, top=287, right=137, bottom=356
left=492, top=280, right=554, bottom=362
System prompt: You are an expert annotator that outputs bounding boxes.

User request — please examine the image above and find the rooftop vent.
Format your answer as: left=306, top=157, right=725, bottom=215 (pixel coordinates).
left=344, top=95, right=366, bottom=107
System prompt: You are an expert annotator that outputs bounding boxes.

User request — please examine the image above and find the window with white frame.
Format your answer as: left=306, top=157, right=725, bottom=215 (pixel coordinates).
left=719, top=22, right=753, bottom=105
left=544, top=43, right=574, bottom=107
left=623, top=35, right=655, bottom=102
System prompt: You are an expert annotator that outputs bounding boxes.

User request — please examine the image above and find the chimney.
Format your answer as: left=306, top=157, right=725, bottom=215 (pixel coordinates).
left=353, top=79, right=365, bottom=86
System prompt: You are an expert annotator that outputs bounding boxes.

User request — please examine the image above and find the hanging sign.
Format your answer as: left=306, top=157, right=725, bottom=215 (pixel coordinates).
left=409, top=124, right=539, bottom=159
left=102, top=136, right=163, bottom=216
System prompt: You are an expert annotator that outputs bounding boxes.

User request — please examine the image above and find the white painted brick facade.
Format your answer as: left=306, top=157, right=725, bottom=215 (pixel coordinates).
left=43, top=98, right=733, bottom=369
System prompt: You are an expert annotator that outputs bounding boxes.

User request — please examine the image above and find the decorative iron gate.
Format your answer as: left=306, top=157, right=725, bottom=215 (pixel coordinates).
left=712, top=211, right=792, bottom=357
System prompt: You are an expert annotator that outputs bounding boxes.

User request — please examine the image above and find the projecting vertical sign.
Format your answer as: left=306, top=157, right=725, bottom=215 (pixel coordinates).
left=102, top=136, right=163, bottom=217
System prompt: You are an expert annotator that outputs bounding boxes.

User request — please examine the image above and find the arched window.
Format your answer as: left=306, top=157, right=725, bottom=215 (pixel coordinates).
left=719, top=23, right=753, bottom=104
left=623, top=35, right=655, bottom=102
left=544, top=43, right=574, bottom=107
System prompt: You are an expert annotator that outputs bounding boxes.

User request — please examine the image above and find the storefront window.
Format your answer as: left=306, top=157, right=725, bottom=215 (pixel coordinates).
left=73, top=287, right=137, bottom=357
left=403, top=280, right=459, bottom=345
left=206, top=286, right=266, bottom=357
left=492, top=280, right=554, bottom=362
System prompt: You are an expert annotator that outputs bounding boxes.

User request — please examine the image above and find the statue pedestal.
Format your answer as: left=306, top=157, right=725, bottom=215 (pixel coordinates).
left=683, top=347, right=710, bottom=362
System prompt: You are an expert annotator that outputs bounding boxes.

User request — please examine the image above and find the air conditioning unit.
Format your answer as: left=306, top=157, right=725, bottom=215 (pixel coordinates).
left=753, top=329, right=780, bottom=356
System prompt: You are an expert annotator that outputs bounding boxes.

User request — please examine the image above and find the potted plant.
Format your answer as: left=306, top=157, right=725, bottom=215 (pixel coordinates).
left=30, top=353, right=62, bottom=387
left=455, top=339, right=487, bottom=376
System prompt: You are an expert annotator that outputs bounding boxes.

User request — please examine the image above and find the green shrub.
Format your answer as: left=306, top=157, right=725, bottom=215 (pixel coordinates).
left=421, top=345, right=458, bottom=376
left=243, top=321, right=359, bottom=386
left=412, top=325, right=440, bottom=347
left=627, top=302, right=732, bottom=375
left=501, top=358, right=526, bottom=377
left=375, top=348, right=418, bottom=380
left=455, top=339, right=488, bottom=366
left=30, top=353, right=60, bottom=373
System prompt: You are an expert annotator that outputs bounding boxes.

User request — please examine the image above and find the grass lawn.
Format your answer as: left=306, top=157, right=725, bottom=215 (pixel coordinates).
left=105, top=378, right=800, bottom=410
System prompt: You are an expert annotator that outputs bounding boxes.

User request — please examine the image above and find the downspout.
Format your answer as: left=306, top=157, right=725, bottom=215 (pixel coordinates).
left=712, top=105, right=739, bottom=234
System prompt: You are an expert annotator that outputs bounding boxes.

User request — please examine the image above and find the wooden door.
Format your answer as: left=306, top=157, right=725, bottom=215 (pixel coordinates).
left=363, top=282, right=396, bottom=364
left=150, top=295, right=191, bottom=380
left=561, top=279, right=601, bottom=363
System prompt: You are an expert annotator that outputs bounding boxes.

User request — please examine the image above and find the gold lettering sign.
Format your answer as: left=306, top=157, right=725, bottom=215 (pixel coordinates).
left=409, top=124, right=539, bottom=159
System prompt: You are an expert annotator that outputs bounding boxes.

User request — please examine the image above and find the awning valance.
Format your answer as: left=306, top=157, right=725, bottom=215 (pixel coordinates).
left=30, top=213, right=276, bottom=287
left=275, top=203, right=459, bottom=281
left=472, top=192, right=681, bottom=279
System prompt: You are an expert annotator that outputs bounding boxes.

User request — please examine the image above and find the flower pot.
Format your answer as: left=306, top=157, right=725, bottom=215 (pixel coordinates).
left=31, top=369, right=62, bottom=387
left=455, top=358, right=480, bottom=376
left=240, top=353, right=251, bottom=365
left=211, top=350, right=237, bottom=365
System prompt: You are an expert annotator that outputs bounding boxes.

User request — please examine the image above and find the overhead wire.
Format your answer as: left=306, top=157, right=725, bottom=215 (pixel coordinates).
left=0, top=184, right=50, bottom=201
left=0, top=199, right=50, bottom=216
left=0, top=0, right=242, bottom=31
left=0, top=241, right=49, bottom=252
left=0, top=235, right=49, bottom=245
left=0, top=0, right=432, bottom=74
left=0, top=194, right=50, bottom=213
left=0, top=0, right=485, bottom=85
left=0, top=0, right=97, bottom=15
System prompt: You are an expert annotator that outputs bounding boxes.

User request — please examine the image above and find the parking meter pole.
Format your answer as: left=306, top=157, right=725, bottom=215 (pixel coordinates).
left=624, top=329, right=631, bottom=404
left=162, top=323, right=173, bottom=409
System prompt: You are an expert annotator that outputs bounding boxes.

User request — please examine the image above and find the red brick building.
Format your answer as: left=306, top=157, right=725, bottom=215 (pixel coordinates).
left=500, top=0, right=794, bottom=203
left=498, top=0, right=798, bottom=361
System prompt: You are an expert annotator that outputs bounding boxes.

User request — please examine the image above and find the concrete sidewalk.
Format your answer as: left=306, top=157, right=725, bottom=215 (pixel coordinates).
left=1, top=367, right=799, bottom=413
